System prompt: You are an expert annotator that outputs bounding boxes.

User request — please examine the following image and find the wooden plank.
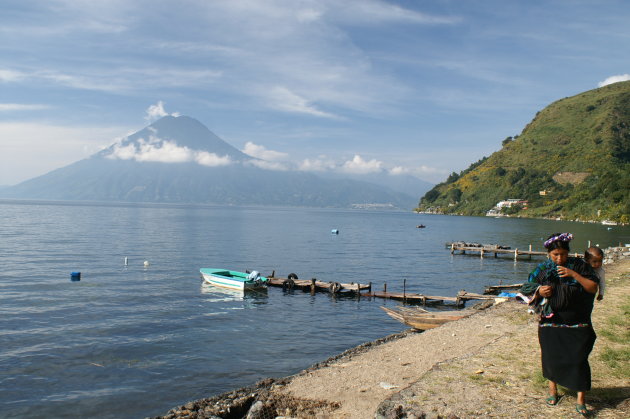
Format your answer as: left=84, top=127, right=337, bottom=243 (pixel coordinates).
left=361, top=291, right=460, bottom=303
left=484, top=283, right=523, bottom=294
left=267, top=275, right=371, bottom=293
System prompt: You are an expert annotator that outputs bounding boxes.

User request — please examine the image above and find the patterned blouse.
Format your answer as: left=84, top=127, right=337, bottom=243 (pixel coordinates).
left=522, top=257, right=598, bottom=325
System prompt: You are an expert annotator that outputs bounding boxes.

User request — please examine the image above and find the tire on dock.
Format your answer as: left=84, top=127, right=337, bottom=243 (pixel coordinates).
left=328, top=282, right=342, bottom=294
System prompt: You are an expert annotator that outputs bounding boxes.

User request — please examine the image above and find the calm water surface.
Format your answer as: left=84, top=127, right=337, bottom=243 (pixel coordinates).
left=1, top=200, right=628, bottom=418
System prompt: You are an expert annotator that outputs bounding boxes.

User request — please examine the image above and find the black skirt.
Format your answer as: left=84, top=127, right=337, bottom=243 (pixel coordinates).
left=538, top=325, right=596, bottom=391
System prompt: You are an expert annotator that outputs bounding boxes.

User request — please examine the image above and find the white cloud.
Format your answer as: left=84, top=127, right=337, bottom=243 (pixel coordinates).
left=0, top=103, right=49, bottom=111
left=598, top=74, right=630, bottom=87
left=296, top=8, right=323, bottom=23
left=246, top=159, right=290, bottom=171
left=0, top=69, right=26, bottom=82
left=136, top=139, right=192, bottom=163
left=145, top=101, right=180, bottom=122
left=389, top=165, right=443, bottom=176
left=341, top=154, right=383, bottom=174
left=329, top=0, right=460, bottom=25
left=242, top=141, right=289, bottom=161
left=389, top=166, right=408, bottom=175
left=195, top=151, right=232, bottom=167
left=298, top=157, right=337, bottom=172
left=106, top=136, right=232, bottom=167
left=267, top=86, right=339, bottom=118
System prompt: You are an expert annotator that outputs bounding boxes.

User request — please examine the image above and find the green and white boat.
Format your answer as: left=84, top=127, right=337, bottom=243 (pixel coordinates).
left=200, top=268, right=268, bottom=291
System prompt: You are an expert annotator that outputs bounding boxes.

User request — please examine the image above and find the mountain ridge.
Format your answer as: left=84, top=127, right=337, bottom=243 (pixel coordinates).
left=417, top=81, right=630, bottom=223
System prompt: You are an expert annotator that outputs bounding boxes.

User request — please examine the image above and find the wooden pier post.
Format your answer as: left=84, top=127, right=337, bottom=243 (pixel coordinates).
left=529, top=244, right=532, bottom=260
left=383, top=283, right=387, bottom=293
left=514, top=248, right=518, bottom=260
left=403, top=278, right=406, bottom=303
left=480, top=248, right=484, bottom=258
left=310, top=278, right=316, bottom=294
left=368, top=282, right=372, bottom=292
left=357, top=282, right=361, bottom=300
left=450, top=243, right=455, bottom=254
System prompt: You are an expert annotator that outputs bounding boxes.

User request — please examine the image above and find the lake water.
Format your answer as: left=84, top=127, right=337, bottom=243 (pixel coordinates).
left=1, top=200, right=628, bottom=418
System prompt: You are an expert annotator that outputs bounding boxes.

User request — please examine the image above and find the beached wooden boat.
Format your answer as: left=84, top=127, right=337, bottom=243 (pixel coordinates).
left=200, top=268, right=268, bottom=291
left=381, top=306, right=475, bottom=330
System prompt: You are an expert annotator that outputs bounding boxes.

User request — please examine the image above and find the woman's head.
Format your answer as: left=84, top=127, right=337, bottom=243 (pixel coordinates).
left=585, top=246, right=604, bottom=269
left=544, top=232, right=573, bottom=265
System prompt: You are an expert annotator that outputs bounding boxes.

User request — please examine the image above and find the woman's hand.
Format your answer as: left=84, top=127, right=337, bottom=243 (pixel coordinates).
left=557, top=266, right=575, bottom=278
left=539, top=285, right=553, bottom=297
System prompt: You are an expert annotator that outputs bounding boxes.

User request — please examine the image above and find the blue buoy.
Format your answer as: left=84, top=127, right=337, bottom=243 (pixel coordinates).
left=331, top=229, right=339, bottom=235
left=70, top=272, right=81, bottom=281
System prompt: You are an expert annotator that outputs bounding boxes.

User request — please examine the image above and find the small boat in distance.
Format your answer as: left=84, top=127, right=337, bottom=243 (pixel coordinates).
left=416, top=224, right=426, bottom=228
left=200, top=268, right=268, bottom=291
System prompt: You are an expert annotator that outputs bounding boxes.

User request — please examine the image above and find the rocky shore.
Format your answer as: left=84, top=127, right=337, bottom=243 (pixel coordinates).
left=152, top=249, right=630, bottom=419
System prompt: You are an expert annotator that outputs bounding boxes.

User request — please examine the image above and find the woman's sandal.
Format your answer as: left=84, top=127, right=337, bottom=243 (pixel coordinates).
left=545, top=395, right=561, bottom=406
left=575, top=404, right=589, bottom=417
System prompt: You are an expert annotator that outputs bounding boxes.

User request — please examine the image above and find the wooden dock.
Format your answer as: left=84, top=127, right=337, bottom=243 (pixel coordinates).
left=484, top=283, right=523, bottom=294
left=446, top=242, right=581, bottom=260
left=264, top=272, right=494, bottom=307
left=361, top=286, right=497, bottom=307
left=266, top=271, right=371, bottom=294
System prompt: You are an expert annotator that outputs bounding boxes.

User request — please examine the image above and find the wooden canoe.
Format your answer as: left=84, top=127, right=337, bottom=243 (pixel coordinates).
left=381, top=306, right=475, bottom=330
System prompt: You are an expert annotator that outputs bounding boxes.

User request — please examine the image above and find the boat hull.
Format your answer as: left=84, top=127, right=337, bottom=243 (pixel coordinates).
left=381, top=306, right=474, bottom=330
left=200, top=269, right=268, bottom=291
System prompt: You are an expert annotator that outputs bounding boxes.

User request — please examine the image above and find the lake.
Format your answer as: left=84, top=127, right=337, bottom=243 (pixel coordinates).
left=1, top=200, right=628, bottom=418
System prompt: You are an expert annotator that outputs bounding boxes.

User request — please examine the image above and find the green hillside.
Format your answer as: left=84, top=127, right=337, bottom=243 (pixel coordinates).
left=417, top=81, right=630, bottom=223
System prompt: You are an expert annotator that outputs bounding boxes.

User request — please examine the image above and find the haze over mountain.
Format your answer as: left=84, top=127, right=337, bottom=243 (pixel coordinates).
left=2, top=116, right=421, bottom=209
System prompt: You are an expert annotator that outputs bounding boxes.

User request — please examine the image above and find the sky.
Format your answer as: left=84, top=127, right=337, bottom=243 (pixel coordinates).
left=1, top=0, right=630, bottom=186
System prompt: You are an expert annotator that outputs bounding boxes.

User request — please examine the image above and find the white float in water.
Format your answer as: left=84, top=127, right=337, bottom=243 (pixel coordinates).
left=144, top=261, right=150, bottom=267
left=124, top=257, right=129, bottom=266
left=331, top=229, right=339, bottom=235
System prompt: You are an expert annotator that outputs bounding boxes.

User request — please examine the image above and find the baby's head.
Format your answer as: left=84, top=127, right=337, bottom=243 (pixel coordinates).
left=584, top=246, right=604, bottom=269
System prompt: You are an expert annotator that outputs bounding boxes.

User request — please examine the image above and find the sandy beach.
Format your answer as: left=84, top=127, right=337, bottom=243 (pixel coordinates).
left=156, top=253, right=630, bottom=419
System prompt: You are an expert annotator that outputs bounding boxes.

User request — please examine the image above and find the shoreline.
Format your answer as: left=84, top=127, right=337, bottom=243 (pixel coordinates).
left=414, top=210, right=630, bottom=226
left=154, top=251, right=630, bottom=419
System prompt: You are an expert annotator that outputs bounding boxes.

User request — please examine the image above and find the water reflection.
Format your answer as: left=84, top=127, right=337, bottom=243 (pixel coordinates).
left=199, top=281, right=268, bottom=303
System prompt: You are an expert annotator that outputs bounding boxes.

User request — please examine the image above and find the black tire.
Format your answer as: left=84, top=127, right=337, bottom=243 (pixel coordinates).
left=287, top=273, right=299, bottom=280
left=282, top=278, right=295, bottom=290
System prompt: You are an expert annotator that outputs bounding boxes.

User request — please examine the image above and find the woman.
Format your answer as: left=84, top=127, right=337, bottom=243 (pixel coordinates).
left=520, top=233, right=598, bottom=417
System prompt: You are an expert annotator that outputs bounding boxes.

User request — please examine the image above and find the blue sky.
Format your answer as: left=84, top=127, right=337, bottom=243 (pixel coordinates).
left=1, top=0, right=629, bottom=186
